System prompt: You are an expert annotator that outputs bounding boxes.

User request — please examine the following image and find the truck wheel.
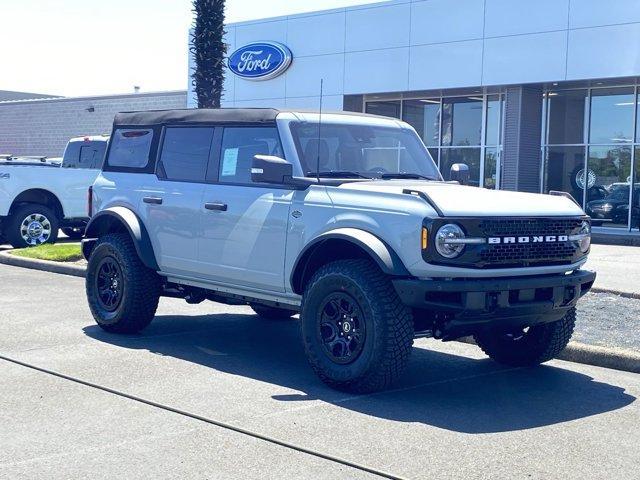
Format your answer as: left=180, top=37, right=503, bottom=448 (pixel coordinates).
left=301, top=259, right=414, bottom=393
left=86, top=233, right=160, bottom=334
left=61, top=226, right=85, bottom=240
left=6, top=203, right=59, bottom=248
left=250, top=304, right=295, bottom=320
left=474, top=308, right=576, bottom=367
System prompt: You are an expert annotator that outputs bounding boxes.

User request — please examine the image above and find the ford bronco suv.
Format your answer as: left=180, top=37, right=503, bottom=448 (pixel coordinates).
left=82, top=108, right=595, bottom=393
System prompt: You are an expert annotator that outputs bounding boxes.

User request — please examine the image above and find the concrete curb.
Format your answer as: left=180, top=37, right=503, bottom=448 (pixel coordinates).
left=1, top=252, right=639, bottom=374
left=458, top=337, right=640, bottom=374
left=591, top=287, right=640, bottom=300
left=0, top=250, right=86, bottom=278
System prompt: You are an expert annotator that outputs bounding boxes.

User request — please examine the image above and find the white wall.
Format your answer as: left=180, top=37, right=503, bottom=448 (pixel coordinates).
left=188, top=0, right=640, bottom=109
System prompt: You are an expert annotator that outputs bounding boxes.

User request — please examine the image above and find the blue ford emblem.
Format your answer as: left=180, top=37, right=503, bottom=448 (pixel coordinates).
left=228, top=42, right=293, bottom=81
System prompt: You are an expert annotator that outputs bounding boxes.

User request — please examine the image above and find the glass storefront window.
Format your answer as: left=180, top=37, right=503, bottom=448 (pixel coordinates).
left=547, top=89, right=587, bottom=145
left=634, top=147, right=640, bottom=230
left=589, top=87, right=635, bottom=144
left=441, top=97, right=483, bottom=146
left=585, top=146, right=633, bottom=229
left=402, top=99, right=440, bottom=146
left=484, top=147, right=498, bottom=189
left=365, top=100, right=401, bottom=119
left=636, top=94, right=640, bottom=142
left=544, top=146, right=586, bottom=203
left=440, top=148, right=481, bottom=186
left=485, top=95, right=502, bottom=146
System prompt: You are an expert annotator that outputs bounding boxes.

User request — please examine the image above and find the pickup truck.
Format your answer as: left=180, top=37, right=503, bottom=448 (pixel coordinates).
left=0, top=135, right=108, bottom=247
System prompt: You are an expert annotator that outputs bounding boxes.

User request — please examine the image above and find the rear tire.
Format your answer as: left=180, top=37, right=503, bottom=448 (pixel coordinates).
left=301, top=259, right=414, bottom=393
left=61, top=226, right=85, bottom=240
left=6, top=203, right=59, bottom=248
left=474, top=308, right=576, bottom=367
left=86, top=233, right=161, bottom=333
left=250, top=303, right=295, bottom=320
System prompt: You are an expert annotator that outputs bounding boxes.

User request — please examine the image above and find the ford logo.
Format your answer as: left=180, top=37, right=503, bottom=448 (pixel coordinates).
left=228, top=42, right=293, bottom=81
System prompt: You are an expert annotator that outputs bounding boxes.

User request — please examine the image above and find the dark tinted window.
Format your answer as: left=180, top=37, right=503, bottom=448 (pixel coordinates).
left=219, top=127, right=283, bottom=183
left=79, top=143, right=106, bottom=169
left=158, top=127, right=214, bottom=182
left=547, top=90, right=587, bottom=145
left=108, top=129, right=154, bottom=168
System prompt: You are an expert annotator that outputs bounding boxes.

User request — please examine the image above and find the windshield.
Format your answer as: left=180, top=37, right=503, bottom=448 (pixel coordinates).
left=290, top=122, right=441, bottom=180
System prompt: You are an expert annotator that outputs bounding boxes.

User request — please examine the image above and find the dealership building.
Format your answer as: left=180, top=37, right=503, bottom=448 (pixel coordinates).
left=191, top=0, right=640, bottom=233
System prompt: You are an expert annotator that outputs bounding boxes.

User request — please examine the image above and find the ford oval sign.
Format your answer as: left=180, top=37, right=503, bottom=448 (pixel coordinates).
left=228, top=42, right=292, bottom=81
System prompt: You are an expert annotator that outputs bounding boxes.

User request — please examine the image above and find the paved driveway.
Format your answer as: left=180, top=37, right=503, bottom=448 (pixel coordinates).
left=0, top=263, right=639, bottom=479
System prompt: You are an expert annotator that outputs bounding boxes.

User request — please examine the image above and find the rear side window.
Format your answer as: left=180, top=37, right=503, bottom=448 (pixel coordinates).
left=219, top=127, right=283, bottom=184
left=108, top=129, right=154, bottom=168
left=79, top=143, right=107, bottom=169
left=157, top=127, right=214, bottom=182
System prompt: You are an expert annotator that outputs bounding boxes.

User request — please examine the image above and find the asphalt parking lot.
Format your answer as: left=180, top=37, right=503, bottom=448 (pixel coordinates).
left=1, top=263, right=639, bottom=479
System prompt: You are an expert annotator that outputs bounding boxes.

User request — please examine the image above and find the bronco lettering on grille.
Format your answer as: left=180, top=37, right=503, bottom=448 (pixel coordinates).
left=488, top=235, right=569, bottom=244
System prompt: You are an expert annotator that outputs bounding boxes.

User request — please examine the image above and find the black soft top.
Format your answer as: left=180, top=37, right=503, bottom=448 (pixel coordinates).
left=114, top=108, right=280, bottom=126
left=113, top=108, right=384, bottom=127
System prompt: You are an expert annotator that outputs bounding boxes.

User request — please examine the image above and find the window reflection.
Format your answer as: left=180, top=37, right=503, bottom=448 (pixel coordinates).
left=484, top=147, right=498, bottom=189
left=547, top=90, right=587, bottom=145
left=441, top=97, right=483, bottom=146
left=544, top=146, right=586, bottom=203
left=441, top=148, right=481, bottom=186
left=402, top=99, right=440, bottom=146
left=589, top=88, right=635, bottom=144
left=365, top=101, right=401, bottom=119
left=585, top=146, right=632, bottom=229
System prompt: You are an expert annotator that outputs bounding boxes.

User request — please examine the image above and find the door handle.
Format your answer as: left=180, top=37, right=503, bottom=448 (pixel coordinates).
left=143, top=196, right=163, bottom=205
left=205, top=202, right=228, bottom=211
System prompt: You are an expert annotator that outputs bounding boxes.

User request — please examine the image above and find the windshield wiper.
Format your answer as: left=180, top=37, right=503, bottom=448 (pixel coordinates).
left=380, top=173, right=439, bottom=181
left=307, top=170, right=370, bottom=179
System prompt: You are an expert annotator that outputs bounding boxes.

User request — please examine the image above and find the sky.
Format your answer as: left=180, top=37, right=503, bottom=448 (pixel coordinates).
left=0, top=0, right=379, bottom=98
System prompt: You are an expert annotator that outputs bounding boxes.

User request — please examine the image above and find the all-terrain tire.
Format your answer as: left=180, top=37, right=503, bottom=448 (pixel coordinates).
left=86, top=233, right=161, bottom=333
left=474, top=308, right=576, bottom=367
left=250, top=303, right=295, bottom=320
left=5, top=203, right=59, bottom=248
left=301, top=259, right=414, bottom=393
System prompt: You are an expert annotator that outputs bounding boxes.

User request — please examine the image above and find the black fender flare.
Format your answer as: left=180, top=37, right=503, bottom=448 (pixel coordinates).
left=290, top=227, right=410, bottom=294
left=83, top=206, right=158, bottom=270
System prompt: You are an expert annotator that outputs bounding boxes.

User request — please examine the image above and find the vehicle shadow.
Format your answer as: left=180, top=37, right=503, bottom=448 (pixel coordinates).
left=83, top=311, right=636, bottom=434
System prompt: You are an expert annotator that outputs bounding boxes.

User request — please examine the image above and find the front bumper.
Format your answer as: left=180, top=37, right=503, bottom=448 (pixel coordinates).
left=392, top=270, right=596, bottom=339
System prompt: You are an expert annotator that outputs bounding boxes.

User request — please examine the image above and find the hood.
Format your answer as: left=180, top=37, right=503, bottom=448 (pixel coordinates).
left=340, top=180, right=585, bottom=217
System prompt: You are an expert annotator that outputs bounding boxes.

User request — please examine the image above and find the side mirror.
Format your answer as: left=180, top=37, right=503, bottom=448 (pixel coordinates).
left=450, top=163, right=470, bottom=185
left=251, top=155, right=293, bottom=184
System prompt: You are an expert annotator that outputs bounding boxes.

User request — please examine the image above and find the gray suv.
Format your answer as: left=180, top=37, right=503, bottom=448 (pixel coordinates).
left=82, top=108, right=595, bottom=393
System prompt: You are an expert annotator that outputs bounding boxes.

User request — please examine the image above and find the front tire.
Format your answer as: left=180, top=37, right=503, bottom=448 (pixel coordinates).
left=6, top=203, right=59, bottom=248
left=86, top=233, right=160, bottom=333
left=474, top=308, right=576, bottom=367
left=301, top=259, right=414, bottom=393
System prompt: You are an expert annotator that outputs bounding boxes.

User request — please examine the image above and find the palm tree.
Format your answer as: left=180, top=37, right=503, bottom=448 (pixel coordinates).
left=190, top=0, right=226, bottom=108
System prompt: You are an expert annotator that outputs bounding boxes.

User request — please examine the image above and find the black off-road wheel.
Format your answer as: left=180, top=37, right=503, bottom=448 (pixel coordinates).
left=301, top=259, right=414, bottom=393
left=250, top=303, right=295, bottom=320
left=473, top=308, right=576, bottom=367
left=6, top=203, right=59, bottom=248
left=86, top=233, right=161, bottom=334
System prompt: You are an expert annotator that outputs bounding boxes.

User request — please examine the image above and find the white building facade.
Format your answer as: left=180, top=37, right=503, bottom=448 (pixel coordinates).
left=188, top=0, right=640, bottom=233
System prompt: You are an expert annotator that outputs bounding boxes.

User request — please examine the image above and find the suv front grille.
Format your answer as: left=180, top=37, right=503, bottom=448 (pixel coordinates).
left=478, top=218, right=583, bottom=267
left=424, top=217, right=587, bottom=269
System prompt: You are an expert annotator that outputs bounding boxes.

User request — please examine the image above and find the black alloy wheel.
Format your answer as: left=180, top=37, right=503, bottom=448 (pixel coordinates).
left=318, top=292, right=366, bottom=364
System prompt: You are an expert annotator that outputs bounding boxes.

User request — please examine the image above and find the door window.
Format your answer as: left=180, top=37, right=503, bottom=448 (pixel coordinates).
left=158, top=127, right=214, bottom=182
left=218, top=127, right=283, bottom=184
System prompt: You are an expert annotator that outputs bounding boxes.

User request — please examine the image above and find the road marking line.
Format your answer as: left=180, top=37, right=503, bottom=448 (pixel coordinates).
left=0, top=353, right=409, bottom=480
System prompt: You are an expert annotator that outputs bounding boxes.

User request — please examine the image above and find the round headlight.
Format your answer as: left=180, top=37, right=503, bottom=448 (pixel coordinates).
left=579, top=220, right=591, bottom=253
left=435, top=224, right=466, bottom=258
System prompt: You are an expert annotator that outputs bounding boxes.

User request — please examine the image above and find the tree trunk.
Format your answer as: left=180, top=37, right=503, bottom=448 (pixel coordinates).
left=190, top=0, right=226, bottom=109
